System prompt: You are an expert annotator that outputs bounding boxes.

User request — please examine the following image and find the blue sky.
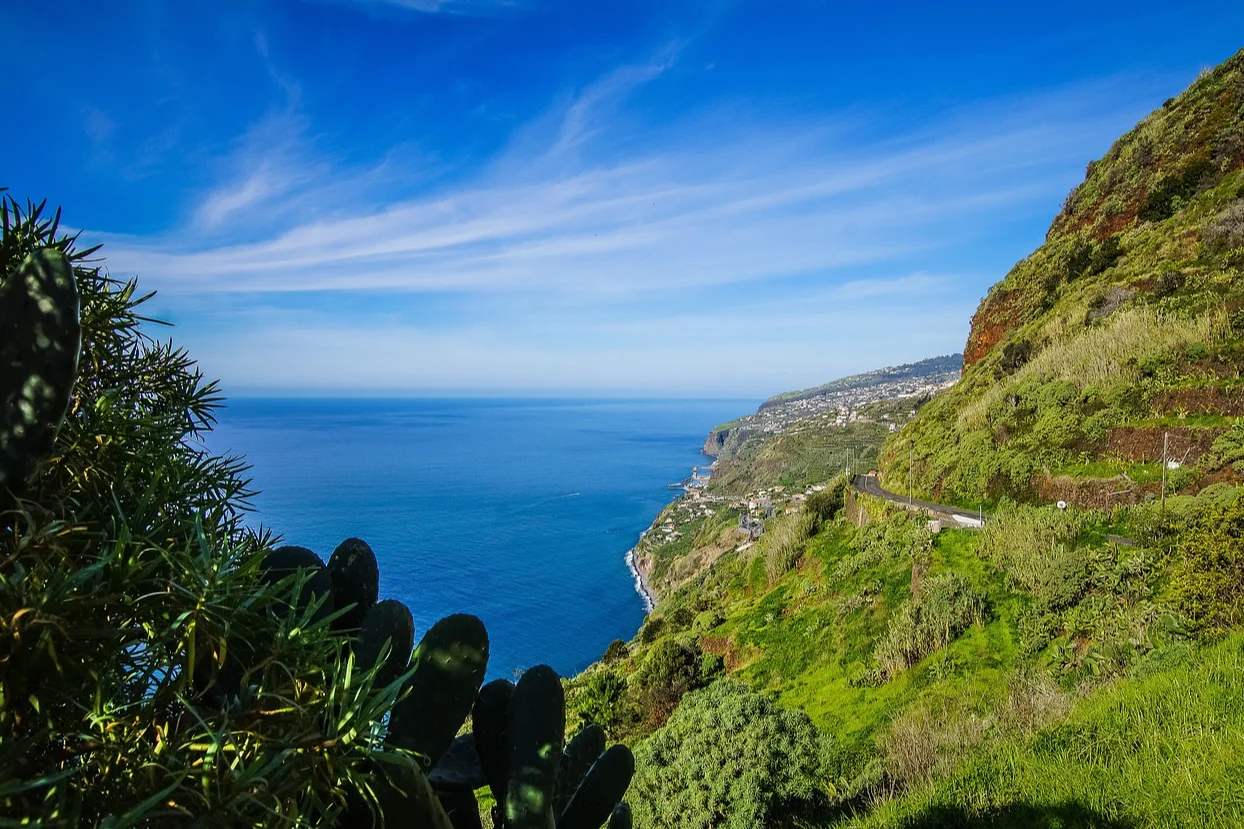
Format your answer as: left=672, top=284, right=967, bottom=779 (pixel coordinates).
left=4, top=2, right=1242, bottom=396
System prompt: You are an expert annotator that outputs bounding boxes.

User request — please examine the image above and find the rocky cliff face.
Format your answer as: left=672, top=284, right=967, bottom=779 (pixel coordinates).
left=702, top=429, right=728, bottom=457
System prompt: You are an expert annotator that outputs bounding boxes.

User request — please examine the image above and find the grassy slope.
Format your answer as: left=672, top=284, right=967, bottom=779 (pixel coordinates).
left=708, top=423, right=888, bottom=495
left=878, top=50, right=1244, bottom=507
left=850, top=635, right=1244, bottom=829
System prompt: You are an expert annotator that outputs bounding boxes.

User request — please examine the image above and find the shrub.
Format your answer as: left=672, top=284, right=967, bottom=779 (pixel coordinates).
left=0, top=196, right=399, bottom=822
left=631, top=679, right=834, bottom=829
left=638, top=614, right=666, bottom=643
left=873, top=573, right=988, bottom=679
left=603, top=638, right=629, bottom=663
left=805, top=478, right=847, bottom=523
left=882, top=701, right=989, bottom=788
left=1140, top=157, right=1216, bottom=221
left=571, top=669, right=632, bottom=736
left=633, top=638, right=709, bottom=726
left=1201, top=419, right=1244, bottom=474
left=999, top=339, right=1032, bottom=375
left=1088, top=233, right=1125, bottom=274
left=1171, top=490, right=1244, bottom=632
left=978, top=504, right=1089, bottom=608
left=692, top=609, right=725, bottom=635
left=764, top=512, right=817, bottom=584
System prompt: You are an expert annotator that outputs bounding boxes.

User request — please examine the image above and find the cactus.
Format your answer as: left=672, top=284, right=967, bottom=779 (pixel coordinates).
left=556, top=723, right=605, bottom=811
left=465, top=673, right=633, bottom=829
left=607, top=803, right=632, bottom=829
left=355, top=599, right=414, bottom=688
left=505, top=665, right=566, bottom=829
left=261, top=545, right=336, bottom=622
left=473, top=677, right=514, bottom=808
left=0, top=247, right=80, bottom=495
left=328, top=537, right=379, bottom=632
left=387, top=613, right=489, bottom=767
left=248, top=539, right=634, bottom=829
left=557, top=745, right=635, bottom=829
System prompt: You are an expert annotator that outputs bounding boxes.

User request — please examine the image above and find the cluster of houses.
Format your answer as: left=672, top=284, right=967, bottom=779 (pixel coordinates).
left=736, top=375, right=959, bottom=436
left=641, top=480, right=835, bottom=559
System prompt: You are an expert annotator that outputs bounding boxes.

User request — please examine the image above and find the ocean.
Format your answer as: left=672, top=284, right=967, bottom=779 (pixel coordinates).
left=206, top=397, right=755, bottom=679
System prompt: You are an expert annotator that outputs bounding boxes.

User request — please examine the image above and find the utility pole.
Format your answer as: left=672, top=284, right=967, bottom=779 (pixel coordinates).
left=1160, top=431, right=1169, bottom=510
left=908, top=445, right=913, bottom=507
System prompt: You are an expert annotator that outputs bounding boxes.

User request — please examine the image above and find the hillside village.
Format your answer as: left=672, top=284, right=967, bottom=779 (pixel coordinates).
left=717, top=358, right=961, bottom=438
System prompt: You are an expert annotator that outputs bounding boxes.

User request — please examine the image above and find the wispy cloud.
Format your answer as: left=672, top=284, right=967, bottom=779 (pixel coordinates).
left=98, top=54, right=1165, bottom=393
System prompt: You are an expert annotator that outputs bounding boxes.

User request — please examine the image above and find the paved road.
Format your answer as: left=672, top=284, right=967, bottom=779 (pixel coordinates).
left=851, top=473, right=1136, bottom=545
left=852, top=474, right=989, bottom=523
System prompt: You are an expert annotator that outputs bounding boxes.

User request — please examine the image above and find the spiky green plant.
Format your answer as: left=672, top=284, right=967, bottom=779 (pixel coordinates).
left=0, top=192, right=411, bottom=824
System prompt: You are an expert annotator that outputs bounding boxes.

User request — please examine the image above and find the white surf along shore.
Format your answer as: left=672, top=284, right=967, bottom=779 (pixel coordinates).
left=624, top=458, right=715, bottom=615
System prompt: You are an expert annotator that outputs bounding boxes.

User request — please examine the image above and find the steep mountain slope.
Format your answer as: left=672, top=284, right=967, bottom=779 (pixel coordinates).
left=881, top=50, right=1244, bottom=507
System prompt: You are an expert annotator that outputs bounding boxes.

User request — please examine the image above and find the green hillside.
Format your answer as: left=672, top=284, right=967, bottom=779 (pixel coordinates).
left=880, top=50, right=1244, bottom=509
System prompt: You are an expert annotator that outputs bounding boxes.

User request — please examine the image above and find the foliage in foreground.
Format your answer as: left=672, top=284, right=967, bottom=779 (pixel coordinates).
left=0, top=193, right=635, bottom=827
left=848, top=634, right=1244, bottom=829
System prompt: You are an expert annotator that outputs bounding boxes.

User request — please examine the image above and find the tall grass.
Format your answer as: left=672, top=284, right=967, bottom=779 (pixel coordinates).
left=978, top=504, right=1088, bottom=608
left=958, top=308, right=1228, bottom=430
left=873, top=573, right=988, bottom=679
left=763, top=512, right=819, bottom=584
left=851, top=635, right=1244, bottom=828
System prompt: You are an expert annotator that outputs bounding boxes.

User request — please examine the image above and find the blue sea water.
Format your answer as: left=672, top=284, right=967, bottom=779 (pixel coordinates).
left=207, top=397, right=755, bottom=679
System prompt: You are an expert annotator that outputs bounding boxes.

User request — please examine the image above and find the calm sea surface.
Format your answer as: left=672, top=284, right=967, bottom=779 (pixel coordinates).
left=207, top=397, right=755, bottom=678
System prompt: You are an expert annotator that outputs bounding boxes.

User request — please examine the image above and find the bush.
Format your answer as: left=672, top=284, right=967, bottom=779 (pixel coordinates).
left=805, top=478, right=847, bottom=523
left=1171, top=491, right=1244, bottom=632
left=631, top=679, right=834, bottom=829
left=634, top=638, right=709, bottom=727
left=979, top=504, right=1088, bottom=608
left=1203, top=201, right=1244, bottom=252
left=1088, top=233, right=1124, bottom=274
left=1140, top=157, right=1216, bottom=221
left=763, top=512, right=818, bottom=584
left=882, top=701, right=989, bottom=788
left=638, top=614, right=666, bottom=643
left=602, top=638, right=629, bottom=663
left=873, top=573, right=988, bottom=679
left=570, top=669, right=633, bottom=737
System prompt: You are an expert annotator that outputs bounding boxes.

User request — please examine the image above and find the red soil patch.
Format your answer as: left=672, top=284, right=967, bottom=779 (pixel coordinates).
left=699, top=635, right=742, bottom=671
left=964, top=289, right=1023, bottom=367
left=1034, top=473, right=1159, bottom=510
left=1103, top=425, right=1223, bottom=463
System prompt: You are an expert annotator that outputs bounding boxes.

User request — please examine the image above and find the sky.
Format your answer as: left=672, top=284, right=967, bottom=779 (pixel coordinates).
left=3, top=2, right=1243, bottom=397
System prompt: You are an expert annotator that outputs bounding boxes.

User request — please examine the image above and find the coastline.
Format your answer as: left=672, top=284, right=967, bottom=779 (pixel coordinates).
left=626, top=456, right=717, bottom=614
left=625, top=532, right=657, bottom=613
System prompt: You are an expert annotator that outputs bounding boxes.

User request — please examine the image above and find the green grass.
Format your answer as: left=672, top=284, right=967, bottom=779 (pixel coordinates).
left=846, top=634, right=1244, bottom=828
left=1049, top=459, right=1164, bottom=483
left=699, top=527, right=1024, bottom=775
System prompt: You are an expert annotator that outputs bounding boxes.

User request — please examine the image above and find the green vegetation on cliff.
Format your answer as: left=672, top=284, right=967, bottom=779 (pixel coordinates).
left=570, top=49, right=1244, bottom=829
left=881, top=50, right=1244, bottom=509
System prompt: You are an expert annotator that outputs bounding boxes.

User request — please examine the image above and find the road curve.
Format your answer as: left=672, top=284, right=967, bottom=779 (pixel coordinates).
left=851, top=474, right=989, bottom=522
left=851, top=474, right=1136, bottom=545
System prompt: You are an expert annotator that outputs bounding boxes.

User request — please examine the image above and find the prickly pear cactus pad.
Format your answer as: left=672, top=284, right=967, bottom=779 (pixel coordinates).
left=0, top=248, right=80, bottom=493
